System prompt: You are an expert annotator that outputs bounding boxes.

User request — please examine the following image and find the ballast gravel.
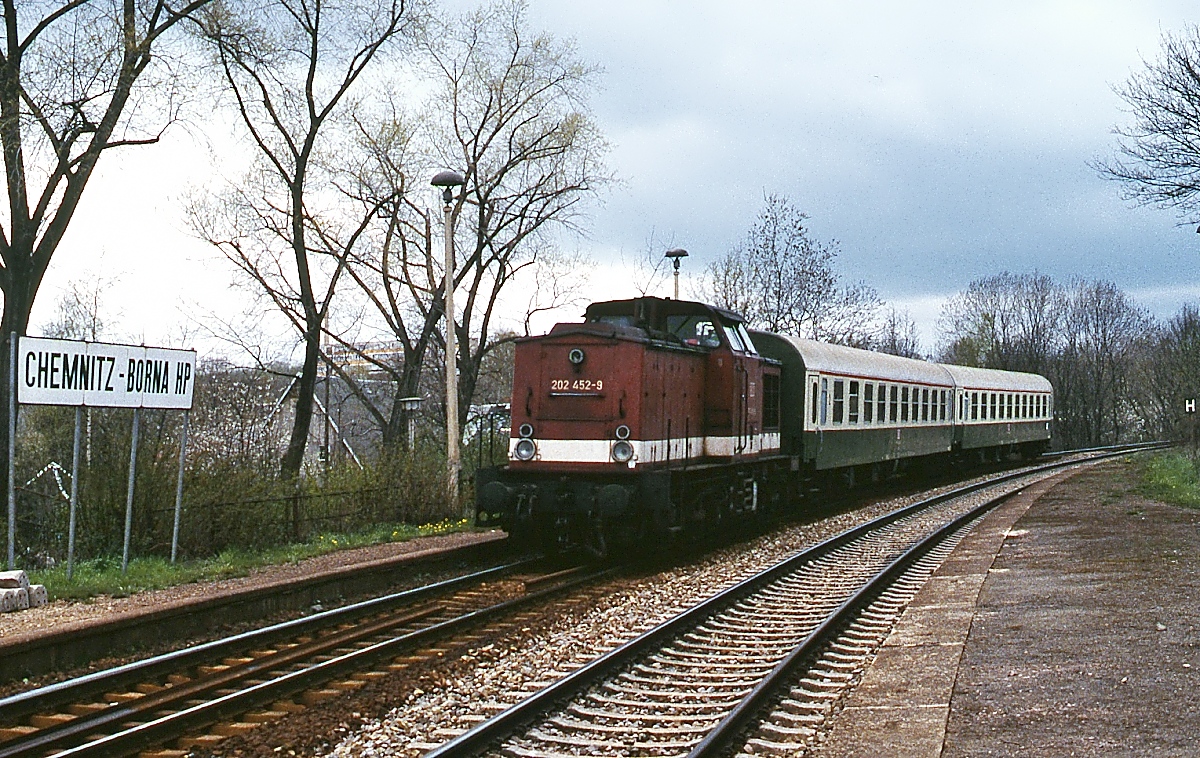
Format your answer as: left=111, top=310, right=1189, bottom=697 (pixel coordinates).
left=321, top=468, right=1066, bottom=758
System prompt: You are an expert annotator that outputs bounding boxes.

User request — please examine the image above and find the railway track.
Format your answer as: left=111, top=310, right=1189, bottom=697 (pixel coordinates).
left=0, top=558, right=609, bottom=758
left=426, top=444, right=1160, bottom=757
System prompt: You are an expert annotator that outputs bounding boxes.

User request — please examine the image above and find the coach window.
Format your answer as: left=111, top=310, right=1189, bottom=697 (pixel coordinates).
left=920, top=388, right=928, bottom=421
left=879, top=384, right=888, bottom=423
left=1022, top=394, right=1028, bottom=418
left=811, top=380, right=819, bottom=426
left=899, top=386, right=908, bottom=422
left=864, top=383, right=874, bottom=423
left=911, top=386, right=919, bottom=422
left=940, top=389, right=947, bottom=421
left=833, top=379, right=845, bottom=424
left=988, top=392, right=995, bottom=419
left=971, top=391, right=978, bottom=420
left=890, top=385, right=899, bottom=422
left=849, top=380, right=860, bottom=423
left=820, top=378, right=829, bottom=425
left=833, top=379, right=845, bottom=423
left=1007, top=393, right=1014, bottom=419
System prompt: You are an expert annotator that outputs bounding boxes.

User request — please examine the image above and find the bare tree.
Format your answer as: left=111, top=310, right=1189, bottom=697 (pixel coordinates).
left=325, top=0, right=607, bottom=453
left=702, top=193, right=880, bottom=343
left=1099, top=25, right=1200, bottom=222
left=1054, top=279, right=1151, bottom=446
left=0, top=0, right=211, bottom=492
left=937, top=271, right=1064, bottom=374
left=189, top=0, right=418, bottom=477
left=874, top=307, right=922, bottom=358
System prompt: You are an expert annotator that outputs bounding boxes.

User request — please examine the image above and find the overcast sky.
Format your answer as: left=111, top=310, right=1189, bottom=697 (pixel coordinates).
left=37, top=0, right=1200, bottom=354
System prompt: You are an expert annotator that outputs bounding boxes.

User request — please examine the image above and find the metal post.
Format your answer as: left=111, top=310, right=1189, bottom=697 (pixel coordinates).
left=444, top=200, right=460, bottom=510
left=323, top=347, right=331, bottom=481
left=122, top=407, right=140, bottom=574
left=67, top=406, right=82, bottom=580
left=171, top=411, right=190, bottom=563
left=7, top=333, right=15, bottom=570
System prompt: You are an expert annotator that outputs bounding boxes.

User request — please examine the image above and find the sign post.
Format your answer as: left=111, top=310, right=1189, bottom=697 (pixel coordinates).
left=6, top=334, right=14, bottom=570
left=14, top=337, right=195, bottom=574
left=67, top=406, right=82, bottom=579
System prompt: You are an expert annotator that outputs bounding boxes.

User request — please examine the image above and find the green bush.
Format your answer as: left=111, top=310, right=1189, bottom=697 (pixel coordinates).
left=1139, top=452, right=1200, bottom=508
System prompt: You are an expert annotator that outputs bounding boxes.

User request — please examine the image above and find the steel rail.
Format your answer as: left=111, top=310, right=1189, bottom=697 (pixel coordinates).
left=1, top=563, right=612, bottom=758
left=0, top=556, right=541, bottom=726
left=425, top=443, right=1157, bottom=757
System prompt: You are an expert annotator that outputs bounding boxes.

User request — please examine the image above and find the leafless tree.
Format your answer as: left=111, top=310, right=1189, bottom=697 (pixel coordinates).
left=874, top=307, right=922, bottom=358
left=1099, top=25, right=1200, bottom=222
left=937, top=271, right=1064, bottom=374
left=0, top=0, right=212, bottom=491
left=189, top=0, right=419, bottom=477
left=325, top=0, right=607, bottom=452
left=1053, top=279, right=1151, bottom=446
left=702, top=193, right=881, bottom=343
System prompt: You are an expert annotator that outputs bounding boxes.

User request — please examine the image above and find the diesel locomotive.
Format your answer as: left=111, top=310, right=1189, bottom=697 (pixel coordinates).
left=475, top=296, right=1052, bottom=554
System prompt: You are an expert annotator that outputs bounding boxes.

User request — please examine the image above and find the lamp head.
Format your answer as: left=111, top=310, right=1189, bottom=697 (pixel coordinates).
left=431, top=170, right=465, bottom=205
left=664, top=248, right=688, bottom=270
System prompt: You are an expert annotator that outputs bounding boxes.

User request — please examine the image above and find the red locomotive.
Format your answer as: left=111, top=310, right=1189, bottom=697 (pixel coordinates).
left=476, top=296, right=787, bottom=553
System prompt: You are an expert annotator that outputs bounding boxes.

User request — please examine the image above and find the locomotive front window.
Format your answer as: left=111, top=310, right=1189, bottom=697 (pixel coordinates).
left=667, top=315, right=722, bottom=348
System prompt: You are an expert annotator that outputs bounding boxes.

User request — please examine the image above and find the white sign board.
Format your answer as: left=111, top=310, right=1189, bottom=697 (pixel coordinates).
left=17, top=337, right=195, bottom=409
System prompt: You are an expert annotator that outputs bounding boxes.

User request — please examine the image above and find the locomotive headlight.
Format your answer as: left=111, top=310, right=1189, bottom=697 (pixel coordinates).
left=518, top=423, right=535, bottom=439
left=611, top=439, right=634, bottom=463
left=615, top=424, right=631, bottom=440
left=568, top=348, right=585, bottom=365
left=513, top=438, right=537, bottom=461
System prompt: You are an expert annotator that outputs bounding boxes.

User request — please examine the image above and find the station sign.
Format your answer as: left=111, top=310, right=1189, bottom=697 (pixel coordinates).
left=17, top=337, right=195, bottom=409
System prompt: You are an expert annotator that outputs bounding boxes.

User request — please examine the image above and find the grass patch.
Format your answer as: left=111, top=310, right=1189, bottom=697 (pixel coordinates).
left=1139, top=452, right=1200, bottom=509
left=28, top=518, right=472, bottom=602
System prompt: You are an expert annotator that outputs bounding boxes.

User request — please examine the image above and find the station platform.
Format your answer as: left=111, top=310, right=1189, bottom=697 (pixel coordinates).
left=816, top=458, right=1200, bottom=757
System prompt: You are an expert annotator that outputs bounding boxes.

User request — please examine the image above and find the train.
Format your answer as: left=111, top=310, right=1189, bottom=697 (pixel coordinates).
left=475, top=295, right=1052, bottom=554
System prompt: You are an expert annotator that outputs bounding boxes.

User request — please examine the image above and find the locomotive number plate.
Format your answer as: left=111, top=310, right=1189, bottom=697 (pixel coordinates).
left=550, top=378, right=604, bottom=394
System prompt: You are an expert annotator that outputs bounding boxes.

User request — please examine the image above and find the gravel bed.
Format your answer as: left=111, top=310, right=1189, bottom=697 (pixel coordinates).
left=0, top=531, right=500, bottom=642
left=321, top=465, right=1075, bottom=758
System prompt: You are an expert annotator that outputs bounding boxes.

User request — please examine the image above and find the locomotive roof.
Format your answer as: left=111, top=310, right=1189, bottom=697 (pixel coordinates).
left=752, top=332, right=954, bottom=386
left=941, top=363, right=1053, bottom=393
left=584, top=297, right=745, bottom=324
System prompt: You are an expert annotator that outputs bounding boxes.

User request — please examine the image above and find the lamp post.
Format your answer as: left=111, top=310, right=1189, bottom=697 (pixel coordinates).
left=665, top=248, right=688, bottom=299
left=431, top=169, right=465, bottom=508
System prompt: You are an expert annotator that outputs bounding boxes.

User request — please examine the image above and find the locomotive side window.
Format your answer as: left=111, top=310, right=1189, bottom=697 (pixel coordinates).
left=833, top=379, right=845, bottom=424
left=763, top=373, right=781, bottom=430
left=849, top=380, right=860, bottom=423
left=864, top=383, right=874, bottom=423
left=736, top=325, right=758, bottom=354
left=889, top=385, right=898, bottom=422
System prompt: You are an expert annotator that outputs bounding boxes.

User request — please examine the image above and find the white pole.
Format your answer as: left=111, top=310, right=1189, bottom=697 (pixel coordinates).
left=122, top=407, right=140, bottom=574
left=6, top=333, right=14, bottom=570
left=170, top=411, right=189, bottom=563
left=444, top=200, right=460, bottom=510
left=67, top=405, right=82, bottom=580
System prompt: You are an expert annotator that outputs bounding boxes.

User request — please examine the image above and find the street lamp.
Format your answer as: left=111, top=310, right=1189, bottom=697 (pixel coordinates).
left=665, top=248, right=688, bottom=299
left=432, top=169, right=465, bottom=507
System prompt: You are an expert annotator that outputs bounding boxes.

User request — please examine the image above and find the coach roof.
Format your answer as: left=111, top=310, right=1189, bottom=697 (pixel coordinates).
left=751, top=333, right=954, bottom=386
